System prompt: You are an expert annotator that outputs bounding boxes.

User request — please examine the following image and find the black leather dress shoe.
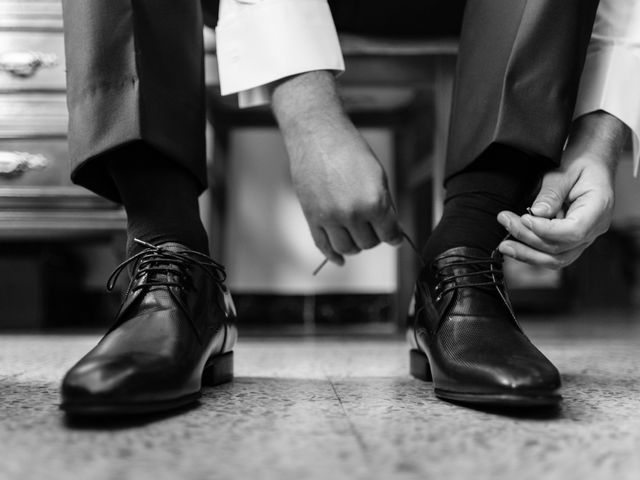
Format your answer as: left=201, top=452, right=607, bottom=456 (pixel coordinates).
left=60, top=240, right=237, bottom=415
left=408, top=246, right=561, bottom=407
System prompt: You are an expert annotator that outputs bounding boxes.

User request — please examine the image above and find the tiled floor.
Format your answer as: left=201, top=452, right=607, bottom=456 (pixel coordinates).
left=1, top=315, right=639, bottom=480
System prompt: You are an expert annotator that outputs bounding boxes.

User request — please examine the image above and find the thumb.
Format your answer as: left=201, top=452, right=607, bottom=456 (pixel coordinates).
left=530, top=172, right=571, bottom=218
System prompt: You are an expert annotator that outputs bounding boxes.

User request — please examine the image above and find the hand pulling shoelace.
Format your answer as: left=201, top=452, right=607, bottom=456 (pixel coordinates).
left=106, top=238, right=227, bottom=293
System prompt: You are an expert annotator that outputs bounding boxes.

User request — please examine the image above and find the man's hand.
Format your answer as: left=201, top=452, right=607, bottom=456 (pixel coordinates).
left=271, top=71, right=402, bottom=266
left=496, top=111, right=629, bottom=269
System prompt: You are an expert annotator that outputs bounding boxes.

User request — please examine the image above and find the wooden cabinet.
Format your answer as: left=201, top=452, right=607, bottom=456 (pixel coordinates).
left=0, top=0, right=125, bottom=328
left=0, top=0, right=126, bottom=240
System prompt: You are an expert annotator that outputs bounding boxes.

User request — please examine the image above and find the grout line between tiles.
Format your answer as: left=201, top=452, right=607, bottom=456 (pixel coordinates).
left=327, top=376, right=370, bottom=455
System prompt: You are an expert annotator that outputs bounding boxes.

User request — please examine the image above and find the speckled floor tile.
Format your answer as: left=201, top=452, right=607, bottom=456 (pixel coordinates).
left=0, top=317, right=639, bottom=480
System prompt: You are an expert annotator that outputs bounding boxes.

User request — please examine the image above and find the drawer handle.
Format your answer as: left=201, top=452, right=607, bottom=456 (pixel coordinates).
left=0, top=51, right=58, bottom=78
left=0, top=151, right=48, bottom=178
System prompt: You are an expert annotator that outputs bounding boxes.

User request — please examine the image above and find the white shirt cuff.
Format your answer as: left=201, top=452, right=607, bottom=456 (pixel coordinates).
left=215, top=0, right=345, bottom=108
left=574, top=47, right=640, bottom=175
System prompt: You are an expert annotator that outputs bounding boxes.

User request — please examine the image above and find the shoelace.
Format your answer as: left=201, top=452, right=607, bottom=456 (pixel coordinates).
left=432, top=251, right=505, bottom=303
left=432, top=242, right=515, bottom=320
left=106, top=238, right=227, bottom=294
left=432, top=207, right=537, bottom=304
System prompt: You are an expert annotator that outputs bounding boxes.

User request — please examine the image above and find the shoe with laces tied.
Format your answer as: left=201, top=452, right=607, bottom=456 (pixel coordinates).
left=408, top=246, right=561, bottom=408
left=60, top=239, right=237, bottom=416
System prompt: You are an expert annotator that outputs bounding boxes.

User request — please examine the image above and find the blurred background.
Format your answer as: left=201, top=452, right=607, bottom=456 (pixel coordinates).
left=1, top=0, right=638, bottom=334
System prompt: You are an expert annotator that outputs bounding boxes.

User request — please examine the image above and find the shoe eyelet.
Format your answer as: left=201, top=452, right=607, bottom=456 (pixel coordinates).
left=435, top=293, right=442, bottom=302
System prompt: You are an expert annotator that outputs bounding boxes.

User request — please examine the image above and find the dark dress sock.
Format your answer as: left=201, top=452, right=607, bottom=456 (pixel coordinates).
left=108, top=142, right=210, bottom=257
left=423, top=144, right=549, bottom=261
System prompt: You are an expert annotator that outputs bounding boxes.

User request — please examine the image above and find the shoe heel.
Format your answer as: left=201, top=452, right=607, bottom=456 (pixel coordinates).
left=409, top=349, right=433, bottom=382
left=202, top=351, right=234, bottom=386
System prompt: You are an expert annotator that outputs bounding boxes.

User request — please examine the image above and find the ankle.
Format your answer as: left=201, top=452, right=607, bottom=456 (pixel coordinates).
left=108, top=143, right=210, bottom=257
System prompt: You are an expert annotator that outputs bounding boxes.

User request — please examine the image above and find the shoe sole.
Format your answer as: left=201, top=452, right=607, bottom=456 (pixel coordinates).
left=409, top=349, right=562, bottom=408
left=60, top=351, right=234, bottom=416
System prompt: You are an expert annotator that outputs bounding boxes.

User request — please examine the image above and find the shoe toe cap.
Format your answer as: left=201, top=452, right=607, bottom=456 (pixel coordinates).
left=496, top=355, right=561, bottom=391
left=437, top=348, right=561, bottom=394
left=60, top=353, right=187, bottom=404
left=61, top=357, right=142, bottom=401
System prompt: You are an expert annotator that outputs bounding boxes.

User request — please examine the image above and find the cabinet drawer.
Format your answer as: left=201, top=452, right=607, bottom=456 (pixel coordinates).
left=0, top=93, right=68, bottom=138
left=0, top=138, right=71, bottom=188
left=0, top=138, right=122, bottom=214
left=0, top=31, right=66, bottom=91
left=0, top=1, right=63, bottom=31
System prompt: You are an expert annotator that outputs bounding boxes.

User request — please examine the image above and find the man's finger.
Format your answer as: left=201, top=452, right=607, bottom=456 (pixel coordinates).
left=523, top=194, right=606, bottom=245
left=326, top=226, right=361, bottom=255
left=371, top=207, right=403, bottom=246
left=497, top=211, right=571, bottom=255
left=498, top=239, right=586, bottom=269
left=523, top=215, right=584, bottom=245
left=350, top=222, right=381, bottom=250
left=311, top=227, right=344, bottom=265
left=529, top=171, right=571, bottom=218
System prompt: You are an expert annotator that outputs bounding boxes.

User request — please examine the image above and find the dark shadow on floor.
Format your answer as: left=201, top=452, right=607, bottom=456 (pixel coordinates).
left=62, top=403, right=200, bottom=430
left=3, top=369, right=639, bottom=431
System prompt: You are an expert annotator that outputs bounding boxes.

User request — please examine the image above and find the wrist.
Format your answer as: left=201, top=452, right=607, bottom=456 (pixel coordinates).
left=271, top=70, right=348, bottom=133
left=566, top=111, right=629, bottom=170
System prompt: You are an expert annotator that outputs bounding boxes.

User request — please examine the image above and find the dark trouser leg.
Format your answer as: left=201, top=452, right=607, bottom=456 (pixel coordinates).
left=61, top=0, right=209, bottom=254
left=447, top=0, right=600, bottom=176
left=424, top=0, right=600, bottom=259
